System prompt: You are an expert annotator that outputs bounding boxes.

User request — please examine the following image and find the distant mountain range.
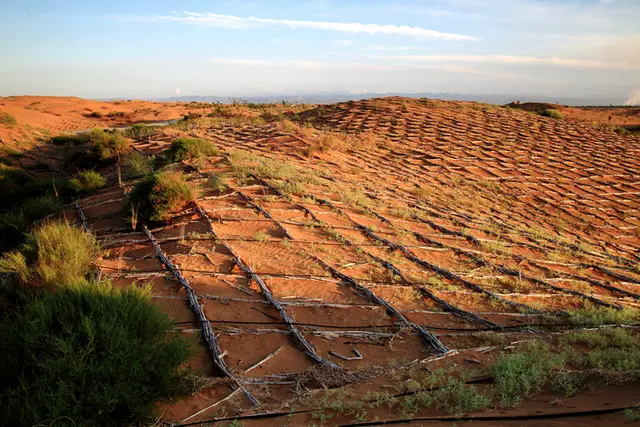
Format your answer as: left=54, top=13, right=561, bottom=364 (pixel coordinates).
left=143, top=92, right=627, bottom=106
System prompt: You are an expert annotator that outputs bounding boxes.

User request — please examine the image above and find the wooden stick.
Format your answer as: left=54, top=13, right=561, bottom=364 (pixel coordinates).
left=244, top=346, right=283, bottom=373
left=181, top=388, right=242, bottom=423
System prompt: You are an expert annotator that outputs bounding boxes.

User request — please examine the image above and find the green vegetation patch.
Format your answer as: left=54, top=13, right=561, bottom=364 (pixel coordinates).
left=0, top=222, right=100, bottom=287
left=491, top=341, right=564, bottom=407
left=126, top=171, right=194, bottom=224
left=0, top=282, right=192, bottom=427
left=68, top=170, right=107, bottom=193
left=0, top=112, right=17, bottom=126
left=122, top=150, right=153, bottom=179
left=228, top=150, right=317, bottom=195
left=50, top=128, right=130, bottom=161
left=541, top=109, right=563, bottom=120
left=161, top=137, right=220, bottom=164
left=568, top=307, right=640, bottom=327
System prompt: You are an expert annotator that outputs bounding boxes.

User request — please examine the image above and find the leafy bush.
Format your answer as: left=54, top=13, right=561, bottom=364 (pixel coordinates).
left=88, top=129, right=130, bottom=160
left=0, top=282, right=192, bottom=426
left=68, top=170, right=107, bottom=193
left=0, top=164, right=52, bottom=212
left=541, top=109, right=563, bottom=120
left=122, top=151, right=153, bottom=178
left=124, top=123, right=154, bottom=138
left=50, top=129, right=130, bottom=161
left=162, top=137, right=219, bottom=164
left=126, top=171, right=194, bottom=224
left=0, top=222, right=100, bottom=287
left=0, top=195, right=59, bottom=230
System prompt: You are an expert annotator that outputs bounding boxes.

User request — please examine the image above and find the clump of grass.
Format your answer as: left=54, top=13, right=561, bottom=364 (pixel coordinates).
left=50, top=129, right=130, bottom=162
left=124, top=123, right=154, bottom=138
left=491, top=341, right=564, bottom=406
left=563, top=329, right=640, bottom=373
left=568, top=307, right=640, bottom=327
left=541, top=109, right=563, bottom=120
left=162, top=137, right=219, bottom=164
left=550, top=371, right=583, bottom=397
left=68, top=170, right=107, bottom=193
left=207, top=173, right=226, bottom=192
left=89, top=128, right=130, bottom=160
left=0, top=221, right=100, bottom=287
left=0, top=112, right=17, bottom=126
left=254, top=231, right=269, bottom=242
left=228, top=150, right=316, bottom=195
left=625, top=407, right=640, bottom=422
left=430, top=377, right=491, bottom=415
left=0, top=195, right=60, bottom=235
left=122, top=151, right=153, bottom=179
left=0, top=281, right=192, bottom=427
left=126, top=171, right=194, bottom=224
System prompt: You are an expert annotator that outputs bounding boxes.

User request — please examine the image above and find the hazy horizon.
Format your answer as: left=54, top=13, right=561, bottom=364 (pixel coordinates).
left=1, top=0, right=639, bottom=103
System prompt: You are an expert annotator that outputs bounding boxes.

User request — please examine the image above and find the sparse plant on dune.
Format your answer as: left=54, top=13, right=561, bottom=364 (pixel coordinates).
left=125, top=171, right=194, bottom=224
left=0, top=221, right=100, bottom=287
left=161, top=137, right=220, bottom=164
left=541, top=109, right=563, bottom=120
left=68, top=170, right=107, bottom=193
left=122, top=150, right=153, bottom=178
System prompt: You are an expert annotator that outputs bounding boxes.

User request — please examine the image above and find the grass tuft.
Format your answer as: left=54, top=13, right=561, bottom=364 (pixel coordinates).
left=126, top=171, right=194, bottom=224
left=541, top=109, right=563, bottom=120
left=491, top=341, right=564, bottom=406
left=0, top=221, right=100, bottom=287
left=68, top=170, right=107, bottom=193
left=162, top=137, right=219, bottom=164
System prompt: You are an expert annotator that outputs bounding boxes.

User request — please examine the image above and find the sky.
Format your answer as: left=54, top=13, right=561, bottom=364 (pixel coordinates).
left=1, top=0, right=639, bottom=101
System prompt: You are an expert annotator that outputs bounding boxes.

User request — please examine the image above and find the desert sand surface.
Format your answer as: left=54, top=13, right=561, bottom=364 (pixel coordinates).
left=2, top=96, right=639, bottom=426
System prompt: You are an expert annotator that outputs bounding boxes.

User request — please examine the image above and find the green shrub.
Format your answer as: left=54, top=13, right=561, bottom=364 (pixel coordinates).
left=207, top=172, right=226, bottom=191
left=541, top=109, right=563, bottom=120
left=431, top=377, right=491, bottom=415
left=126, top=171, right=194, bottom=224
left=124, top=123, right=154, bottom=138
left=491, top=341, right=564, bottom=406
left=68, top=170, right=107, bottom=193
left=122, top=151, right=153, bottom=178
left=50, top=133, right=90, bottom=146
left=0, top=282, right=192, bottom=426
left=0, top=164, right=52, bottom=212
left=162, top=137, right=219, bottom=164
left=0, top=222, right=100, bottom=287
left=50, top=129, right=130, bottom=161
left=0, top=195, right=60, bottom=233
left=568, top=307, right=640, bottom=327
left=0, top=112, right=17, bottom=126
left=88, top=129, right=130, bottom=160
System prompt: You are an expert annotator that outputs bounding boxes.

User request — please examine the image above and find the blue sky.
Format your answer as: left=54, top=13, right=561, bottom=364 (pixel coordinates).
left=1, top=0, right=639, bottom=101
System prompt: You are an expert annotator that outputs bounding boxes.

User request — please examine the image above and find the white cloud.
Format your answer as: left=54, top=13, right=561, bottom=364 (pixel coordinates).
left=113, top=12, right=479, bottom=40
left=377, top=54, right=639, bottom=70
left=370, top=45, right=420, bottom=51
